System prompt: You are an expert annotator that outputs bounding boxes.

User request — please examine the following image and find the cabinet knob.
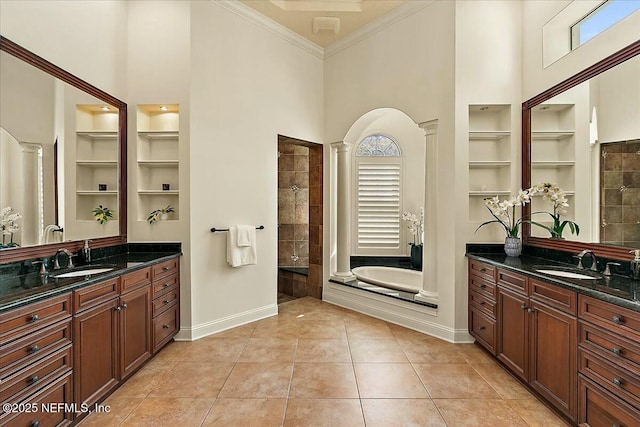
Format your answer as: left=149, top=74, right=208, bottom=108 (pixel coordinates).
left=164, top=300, right=170, bottom=304
left=521, top=304, right=527, bottom=311
left=478, top=326, right=486, bottom=331
left=612, top=315, right=623, bottom=325
left=30, top=314, right=40, bottom=322
left=613, top=378, right=623, bottom=387
left=479, top=284, right=486, bottom=289
left=121, top=303, right=128, bottom=309
left=479, top=268, right=487, bottom=272
left=29, top=345, right=40, bottom=353
left=29, top=375, right=39, bottom=385
left=613, top=347, right=622, bottom=356
left=115, top=306, right=121, bottom=312
left=527, top=308, right=534, bottom=314
left=163, top=324, right=170, bottom=329
left=479, top=301, right=486, bottom=306
left=31, top=421, right=40, bottom=427
left=164, top=283, right=170, bottom=288
left=163, top=266, right=170, bottom=271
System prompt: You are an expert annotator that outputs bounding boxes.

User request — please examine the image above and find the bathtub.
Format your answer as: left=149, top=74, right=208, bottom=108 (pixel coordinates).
left=351, top=266, right=422, bottom=293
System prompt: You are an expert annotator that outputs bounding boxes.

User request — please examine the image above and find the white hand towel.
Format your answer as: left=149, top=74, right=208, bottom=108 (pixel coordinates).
left=226, top=225, right=257, bottom=267
left=237, top=225, right=255, bottom=247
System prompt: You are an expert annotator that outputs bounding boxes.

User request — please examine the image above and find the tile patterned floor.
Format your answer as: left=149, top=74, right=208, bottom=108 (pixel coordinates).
left=79, top=297, right=570, bottom=427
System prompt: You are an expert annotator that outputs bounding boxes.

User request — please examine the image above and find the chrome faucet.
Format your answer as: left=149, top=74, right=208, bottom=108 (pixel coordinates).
left=576, top=250, right=598, bottom=271
left=53, top=248, right=75, bottom=270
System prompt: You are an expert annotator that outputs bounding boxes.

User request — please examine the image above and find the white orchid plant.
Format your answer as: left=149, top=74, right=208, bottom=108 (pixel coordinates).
left=528, top=182, right=579, bottom=239
left=402, top=207, right=424, bottom=246
left=1, top=206, right=22, bottom=247
left=477, top=190, right=531, bottom=238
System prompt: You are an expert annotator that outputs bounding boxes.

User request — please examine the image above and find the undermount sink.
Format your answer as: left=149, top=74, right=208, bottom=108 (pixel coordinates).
left=53, top=266, right=114, bottom=278
left=534, top=266, right=601, bottom=280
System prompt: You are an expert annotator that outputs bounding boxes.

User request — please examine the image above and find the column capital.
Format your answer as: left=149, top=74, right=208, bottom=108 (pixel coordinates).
left=331, top=141, right=351, bottom=153
left=20, top=142, right=42, bottom=154
left=418, top=119, right=438, bottom=136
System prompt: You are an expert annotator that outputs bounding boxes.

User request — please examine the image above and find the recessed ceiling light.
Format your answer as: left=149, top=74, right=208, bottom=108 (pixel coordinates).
left=101, top=106, right=110, bottom=111
left=479, top=106, right=489, bottom=111
left=159, top=106, right=168, bottom=111
left=540, top=106, right=550, bottom=111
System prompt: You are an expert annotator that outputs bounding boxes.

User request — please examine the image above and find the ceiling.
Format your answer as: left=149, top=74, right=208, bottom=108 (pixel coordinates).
left=239, top=0, right=409, bottom=48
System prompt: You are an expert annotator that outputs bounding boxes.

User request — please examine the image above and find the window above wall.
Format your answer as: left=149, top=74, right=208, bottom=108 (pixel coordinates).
left=571, top=0, right=640, bottom=49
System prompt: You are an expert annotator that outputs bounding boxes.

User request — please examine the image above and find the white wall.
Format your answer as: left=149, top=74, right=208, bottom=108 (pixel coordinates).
left=186, top=1, right=324, bottom=338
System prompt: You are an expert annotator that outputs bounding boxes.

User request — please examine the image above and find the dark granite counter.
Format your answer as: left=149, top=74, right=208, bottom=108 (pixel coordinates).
left=466, top=252, right=640, bottom=312
left=0, top=243, right=181, bottom=313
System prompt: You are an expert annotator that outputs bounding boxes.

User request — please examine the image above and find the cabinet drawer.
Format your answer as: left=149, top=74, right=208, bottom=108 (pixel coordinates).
left=0, top=371, right=73, bottom=427
left=73, top=278, right=119, bottom=313
left=152, top=273, right=179, bottom=298
left=469, top=290, right=496, bottom=318
left=579, top=321, right=640, bottom=375
left=121, top=267, right=151, bottom=294
left=0, top=345, right=72, bottom=403
left=469, top=275, right=496, bottom=300
left=468, top=259, right=495, bottom=281
left=579, top=349, right=640, bottom=410
left=153, top=305, right=179, bottom=352
left=152, top=258, right=179, bottom=281
left=530, top=279, right=577, bottom=316
left=0, top=320, right=72, bottom=378
left=469, top=306, right=496, bottom=354
left=497, top=269, right=528, bottom=294
left=0, top=293, right=72, bottom=344
left=579, top=295, right=640, bottom=342
left=579, top=375, right=640, bottom=427
left=152, top=289, right=179, bottom=318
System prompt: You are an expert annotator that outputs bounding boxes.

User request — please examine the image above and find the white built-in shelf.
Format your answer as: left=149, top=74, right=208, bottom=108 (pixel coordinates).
left=531, top=191, right=575, bottom=197
left=76, top=131, right=118, bottom=139
left=468, top=131, right=511, bottom=140
left=469, top=161, right=511, bottom=168
left=468, top=190, right=512, bottom=197
left=138, top=131, right=179, bottom=140
left=137, top=160, right=179, bottom=167
left=531, top=161, right=575, bottom=167
left=137, top=190, right=179, bottom=195
left=531, top=131, right=575, bottom=140
left=76, top=160, right=118, bottom=167
left=76, top=191, right=118, bottom=196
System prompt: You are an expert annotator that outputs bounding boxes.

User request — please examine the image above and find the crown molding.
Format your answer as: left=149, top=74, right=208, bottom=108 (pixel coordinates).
left=211, top=0, right=325, bottom=60
left=324, top=0, right=435, bottom=58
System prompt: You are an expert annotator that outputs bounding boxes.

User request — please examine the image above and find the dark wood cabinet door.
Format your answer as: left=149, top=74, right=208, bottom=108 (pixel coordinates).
left=73, top=298, right=119, bottom=407
left=530, top=300, right=577, bottom=422
left=497, top=286, right=529, bottom=381
left=120, top=285, right=152, bottom=379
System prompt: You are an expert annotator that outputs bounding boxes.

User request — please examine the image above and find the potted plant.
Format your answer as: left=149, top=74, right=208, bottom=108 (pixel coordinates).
left=476, top=190, right=531, bottom=257
left=0, top=206, right=22, bottom=248
left=527, top=182, right=579, bottom=239
left=402, top=207, right=424, bottom=269
left=147, top=205, right=175, bottom=224
left=91, top=205, right=113, bottom=224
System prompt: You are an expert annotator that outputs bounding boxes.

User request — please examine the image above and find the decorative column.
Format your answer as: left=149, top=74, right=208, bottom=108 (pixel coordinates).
left=331, top=141, right=355, bottom=282
left=20, top=142, right=41, bottom=246
left=415, top=120, right=439, bottom=305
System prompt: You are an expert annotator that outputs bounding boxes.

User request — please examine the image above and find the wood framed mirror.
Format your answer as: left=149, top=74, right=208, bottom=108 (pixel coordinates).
left=522, top=39, right=640, bottom=260
left=0, top=36, right=127, bottom=263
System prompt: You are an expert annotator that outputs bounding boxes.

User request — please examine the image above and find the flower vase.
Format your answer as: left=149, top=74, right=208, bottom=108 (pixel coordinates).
left=410, top=244, right=423, bottom=270
left=504, top=237, right=522, bottom=257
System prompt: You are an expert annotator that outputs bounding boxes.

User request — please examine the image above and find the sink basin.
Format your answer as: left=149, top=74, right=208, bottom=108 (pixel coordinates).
left=53, top=267, right=114, bottom=278
left=534, top=266, right=601, bottom=280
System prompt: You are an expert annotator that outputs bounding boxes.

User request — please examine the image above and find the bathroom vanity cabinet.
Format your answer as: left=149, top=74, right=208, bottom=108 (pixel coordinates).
left=0, top=254, right=180, bottom=427
left=468, top=257, right=640, bottom=426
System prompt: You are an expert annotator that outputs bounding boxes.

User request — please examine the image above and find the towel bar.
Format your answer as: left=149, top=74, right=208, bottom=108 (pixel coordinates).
left=211, top=225, right=264, bottom=233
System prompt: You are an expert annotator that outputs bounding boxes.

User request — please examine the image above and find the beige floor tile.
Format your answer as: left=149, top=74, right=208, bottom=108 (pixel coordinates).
left=209, top=322, right=257, bottom=338
left=433, top=399, right=528, bottom=427
left=349, top=338, right=409, bottom=363
left=114, top=363, right=172, bottom=398
left=471, top=362, right=534, bottom=399
left=345, top=319, right=395, bottom=339
left=238, top=338, right=297, bottom=362
left=181, top=337, right=248, bottom=363
left=284, top=399, right=365, bottom=427
left=252, top=318, right=301, bottom=339
left=361, top=399, right=447, bottom=427
left=289, top=362, right=358, bottom=398
left=354, top=363, right=429, bottom=398
left=507, top=399, right=572, bottom=426
left=414, top=363, right=500, bottom=399
left=202, top=398, right=287, bottom=427
left=458, top=343, right=495, bottom=363
left=297, top=319, right=347, bottom=338
left=120, top=397, right=214, bottom=427
left=400, top=338, right=468, bottom=364
left=147, top=362, right=234, bottom=398
left=295, top=338, right=351, bottom=362
left=219, top=362, right=293, bottom=398
left=78, top=396, right=144, bottom=427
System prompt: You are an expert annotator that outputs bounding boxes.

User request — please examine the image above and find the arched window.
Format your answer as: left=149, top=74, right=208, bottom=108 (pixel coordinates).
left=352, top=135, right=404, bottom=255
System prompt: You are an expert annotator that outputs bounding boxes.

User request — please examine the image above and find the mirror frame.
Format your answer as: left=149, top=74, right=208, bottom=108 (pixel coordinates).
left=0, top=36, right=127, bottom=263
left=522, top=39, right=640, bottom=260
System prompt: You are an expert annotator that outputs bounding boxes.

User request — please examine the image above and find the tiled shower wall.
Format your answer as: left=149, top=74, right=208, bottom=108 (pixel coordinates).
left=600, top=139, right=640, bottom=247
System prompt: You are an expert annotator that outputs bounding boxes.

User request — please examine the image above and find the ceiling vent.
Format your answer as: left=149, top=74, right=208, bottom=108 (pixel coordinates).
left=312, top=16, right=341, bottom=35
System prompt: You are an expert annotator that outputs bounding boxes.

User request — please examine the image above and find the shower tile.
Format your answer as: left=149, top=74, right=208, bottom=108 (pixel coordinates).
left=309, top=225, right=320, bottom=244
left=310, top=206, right=323, bottom=225
left=295, top=204, right=309, bottom=223
left=622, top=206, right=640, bottom=224
left=278, top=154, right=294, bottom=172
left=278, top=224, right=294, bottom=240
left=603, top=223, right=624, bottom=242
left=623, top=224, right=640, bottom=241
left=603, top=143, right=623, bottom=153
left=293, top=278, right=307, bottom=298
left=603, top=206, right=622, bottom=223
left=622, top=141, right=640, bottom=153
left=278, top=190, right=295, bottom=208
left=295, top=241, right=309, bottom=257
left=297, top=256, right=309, bottom=267
left=293, top=145, right=309, bottom=155
left=604, top=189, right=622, bottom=205
left=295, top=171, right=309, bottom=188
left=278, top=206, right=294, bottom=224
left=622, top=188, right=640, bottom=205
left=278, top=241, right=294, bottom=259
left=309, top=245, right=321, bottom=265
left=623, top=152, right=640, bottom=171
left=294, top=224, right=309, bottom=241
left=294, top=155, right=309, bottom=172
left=604, top=153, right=622, bottom=171
left=309, top=146, right=322, bottom=166
left=278, top=171, right=295, bottom=188
left=309, top=185, right=322, bottom=206
left=309, top=165, right=321, bottom=185
left=295, top=189, right=308, bottom=204
left=279, top=143, right=295, bottom=154
left=308, top=264, right=322, bottom=286
left=603, top=171, right=623, bottom=189
left=623, top=171, right=640, bottom=188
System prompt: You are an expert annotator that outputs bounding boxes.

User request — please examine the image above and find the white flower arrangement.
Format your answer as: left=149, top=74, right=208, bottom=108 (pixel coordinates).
left=528, top=182, right=579, bottom=238
left=402, top=207, right=424, bottom=245
left=1, top=206, right=22, bottom=247
left=479, top=190, right=531, bottom=238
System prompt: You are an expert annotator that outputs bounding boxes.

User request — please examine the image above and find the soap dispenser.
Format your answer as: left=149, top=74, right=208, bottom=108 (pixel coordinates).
left=630, top=249, right=640, bottom=280
left=83, top=239, right=92, bottom=263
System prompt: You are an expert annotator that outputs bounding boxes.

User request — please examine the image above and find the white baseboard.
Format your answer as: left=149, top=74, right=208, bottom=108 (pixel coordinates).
left=174, top=303, right=278, bottom=341
left=323, top=282, right=474, bottom=344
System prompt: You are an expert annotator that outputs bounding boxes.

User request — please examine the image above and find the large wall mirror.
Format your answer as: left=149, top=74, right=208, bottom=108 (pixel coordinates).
left=0, top=36, right=127, bottom=263
left=522, top=39, right=640, bottom=260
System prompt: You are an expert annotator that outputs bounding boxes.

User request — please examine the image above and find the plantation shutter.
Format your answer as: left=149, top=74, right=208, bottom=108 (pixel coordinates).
left=356, top=160, right=401, bottom=250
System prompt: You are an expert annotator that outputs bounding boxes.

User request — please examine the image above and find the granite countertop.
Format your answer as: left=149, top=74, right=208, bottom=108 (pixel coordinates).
left=0, top=248, right=181, bottom=313
left=466, top=252, right=640, bottom=312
